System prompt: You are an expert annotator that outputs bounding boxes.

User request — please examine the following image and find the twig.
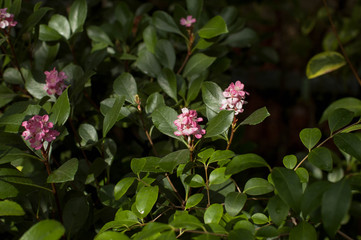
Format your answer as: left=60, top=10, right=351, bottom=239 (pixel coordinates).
left=337, top=229, right=354, bottom=240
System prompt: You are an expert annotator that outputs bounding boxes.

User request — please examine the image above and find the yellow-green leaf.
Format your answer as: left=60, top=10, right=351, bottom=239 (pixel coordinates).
left=306, top=51, right=346, bottom=79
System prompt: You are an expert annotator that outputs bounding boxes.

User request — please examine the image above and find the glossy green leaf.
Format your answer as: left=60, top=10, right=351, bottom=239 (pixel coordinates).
left=194, top=38, right=214, bottom=50
left=47, top=158, right=78, bottom=183
left=283, top=155, right=297, bottom=169
left=334, top=133, right=361, bottom=160
left=133, top=222, right=172, bottom=240
left=289, top=221, right=317, bottom=240
left=114, top=177, right=135, bottom=200
left=145, top=92, right=165, bottom=114
left=20, top=220, right=65, bottom=240
left=79, top=123, right=98, bottom=145
left=204, top=204, right=223, bottom=224
left=135, top=186, right=159, bottom=218
left=322, top=180, right=351, bottom=237
left=202, top=81, right=224, bottom=116
left=209, top=167, right=231, bottom=186
left=113, top=72, right=137, bottom=104
left=103, top=96, right=125, bottom=137
left=115, top=210, right=139, bottom=223
left=328, top=108, right=354, bottom=134
left=301, top=181, right=330, bottom=217
left=21, top=7, right=52, bottom=34
left=295, top=167, right=309, bottom=183
left=48, top=14, right=71, bottom=39
left=186, top=73, right=206, bottom=104
left=244, top=177, right=274, bottom=195
left=24, top=68, right=48, bottom=99
left=185, top=193, right=204, bottom=210
left=155, top=39, right=176, bottom=70
left=256, top=225, right=278, bottom=238
left=320, top=97, right=361, bottom=123
left=271, top=167, right=303, bottom=213
left=184, top=174, right=205, bottom=187
left=3, top=67, right=23, bottom=85
left=159, top=149, right=190, bottom=172
left=152, top=11, right=183, bottom=36
left=198, top=16, right=228, bottom=39
left=267, top=195, right=289, bottom=226
left=152, top=106, right=181, bottom=140
left=171, top=211, right=203, bottom=230
left=229, top=229, right=254, bottom=240
left=251, top=213, right=268, bottom=225
left=136, top=50, right=161, bottom=78
left=299, top=128, right=322, bottom=150
left=306, top=51, right=346, bottom=79
left=62, top=196, right=89, bottom=235
left=0, top=180, right=18, bottom=199
left=157, top=68, right=177, bottom=102
left=143, top=25, right=157, bottom=53
left=131, top=158, right=146, bottom=175
left=226, top=153, right=270, bottom=175
left=224, top=28, right=258, bottom=48
left=183, top=53, right=216, bottom=78
left=69, top=0, right=87, bottom=34
left=87, top=25, right=113, bottom=46
left=39, top=24, right=62, bottom=41
left=0, top=200, right=25, bottom=216
left=208, top=150, right=235, bottom=165
left=308, top=147, right=333, bottom=171
left=50, top=88, right=70, bottom=126
left=95, top=231, right=130, bottom=240
left=205, top=110, right=234, bottom=138
left=186, top=0, right=203, bottom=19
left=0, top=84, right=16, bottom=108
left=225, top=192, right=247, bottom=217
left=239, top=107, right=270, bottom=125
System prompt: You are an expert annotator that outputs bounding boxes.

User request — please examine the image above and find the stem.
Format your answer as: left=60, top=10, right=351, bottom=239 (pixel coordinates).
left=226, top=116, right=238, bottom=150
left=165, top=173, right=185, bottom=207
left=4, top=31, right=26, bottom=83
left=323, top=0, right=361, bottom=87
left=337, top=230, right=354, bottom=240
left=204, top=164, right=211, bottom=207
left=177, top=29, right=195, bottom=75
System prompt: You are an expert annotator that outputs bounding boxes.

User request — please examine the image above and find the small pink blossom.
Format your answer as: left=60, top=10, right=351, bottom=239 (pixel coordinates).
left=0, top=8, right=17, bottom=29
left=180, top=15, right=196, bottom=28
left=220, top=80, right=249, bottom=115
left=44, top=68, right=68, bottom=96
left=22, top=115, right=59, bottom=150
left=174, top=108, right=205, bottom=139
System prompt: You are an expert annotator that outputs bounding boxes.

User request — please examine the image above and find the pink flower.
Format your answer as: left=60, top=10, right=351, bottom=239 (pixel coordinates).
left=180, top=15, right=196, bottom=28
left=174, top=108, right=206, bottom=139
left=220, top=81, right=249, bottom=115
left=0, top=8, right=17, bottom=29
left=22, top=115, right=59, bottom=150
left=44, top=68, right=68, bottom=96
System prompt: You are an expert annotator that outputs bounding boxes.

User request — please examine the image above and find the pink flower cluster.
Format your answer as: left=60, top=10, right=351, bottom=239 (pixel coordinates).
left=174, top=108, right=206, bottom=139
left=44, top=68, right=68, bottom=96
left=220, top=81, right=249, bottom=115
left=0, top=8, right=17, bottom=29
left=22, top=115, right=59, bottom=150
left=180, top=15, right=196, bottom=27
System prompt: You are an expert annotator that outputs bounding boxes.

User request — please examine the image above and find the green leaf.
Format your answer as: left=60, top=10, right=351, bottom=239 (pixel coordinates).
left=301, top=181, right=330, bottom=217
left=135, top=186, right=159, bottom=218
left=186, top=0, right=203, bottom=19
left=239, top=107, right=270, bottom=125
left=145, top=92, right=165, bottom=114
left=209, top=167, right=231, bottom=186
left=103, top=96, right=125, bottom=137
left=328, top=108, right=354, bottom=134
left=48, top=14, right=71, bottom=39
left=95, top=231, right=130, bottom=240
left=143, top=25, right=157, bottom=53
left=152, top=106, right=181, bottom=140
left=229, top=229, right=254, bottom=240
left=205, top=110, right=234, bottom=138
left=113, top=72, right=137, bottom=104
left=334, top=133, right=361, bottom=160
left=251, top=213, right=268, bottom=225
left=198, top=16, right=228, bottom=39
left=184, top=174, right=205, bottom=187
left=79, top=123, right=98, bottom=146
left=289, top=221, right=317, bottom=240
left=131, top=158, right=146, bottom=175
left=306, top=51, right=346, bottom=79
left=136, top=50, right=161, bottom=78
left=271, top=167, right=303, bottom=213
left=0, top=84, right=16, bottom=108
left=87, top=25, right=113, bottom=46
left=20, top=220, right=65, bottom=240
left=299, top=128, right=322, bottom=150
left=152, top=11, right=183, bottom=36
left=198, top=148, right=215, bottom=164
left=133, top=222, right=172, bottom=240
left=0, top=200, right=25, bottom=216
left=49, top=88, right=70, bottom=126
left=62, top=196, right=89, bottom=235
left=226, top=153, right=270, bottom=175
left=202, top=81, right=224, bottom=117
left=208, top=150, right=235, bottom=165
left=322, top=180, right=351, bottom=237
left=3, top=68, right=23, bottom=85
left=0, top=180, right=18, bottom=198
left=47, top=158, right=78, bottom=183
left=224, top=28, right=258, bottom=48
left=183, top=53, right=216, bottom=78
left=159, top=149, right=190, bottom=173
left=295, top=167, right=309, bottom=183
left=186, top=73, right=206, bottom=104
left=24, top=68, right=48, bottom=99
left=114, top=177, right=135, bottom=200
left=243, top=177, right=274, bottom=195
left=39, top=24, right=62, bottom=41
left=204, top=204, right=223, bottom=224
left=308, top=147, right=333, bottom=171
left=155, top=39, right=176, bottom=70
left=225, top=192, right=247, bottom=217
left=320, top=97, right=361, bottom=123
left=283, top=155, right=297, bottom=169
left=185, top=193, right=204, bottom=210
left=194, top=38, right=214, bottom=50
left=171, top=211, right=203, bottom=230
left=267, top=195, right=289, bottom=226
left=21, top=7, right=52, bottom=34
left=69, top=0, right=87, bottom=34
left=157, top=68, right=177, bottom=102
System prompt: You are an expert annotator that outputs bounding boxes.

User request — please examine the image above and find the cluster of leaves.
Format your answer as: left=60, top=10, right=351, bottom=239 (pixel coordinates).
left=0, top=0, right=360, bottom=239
